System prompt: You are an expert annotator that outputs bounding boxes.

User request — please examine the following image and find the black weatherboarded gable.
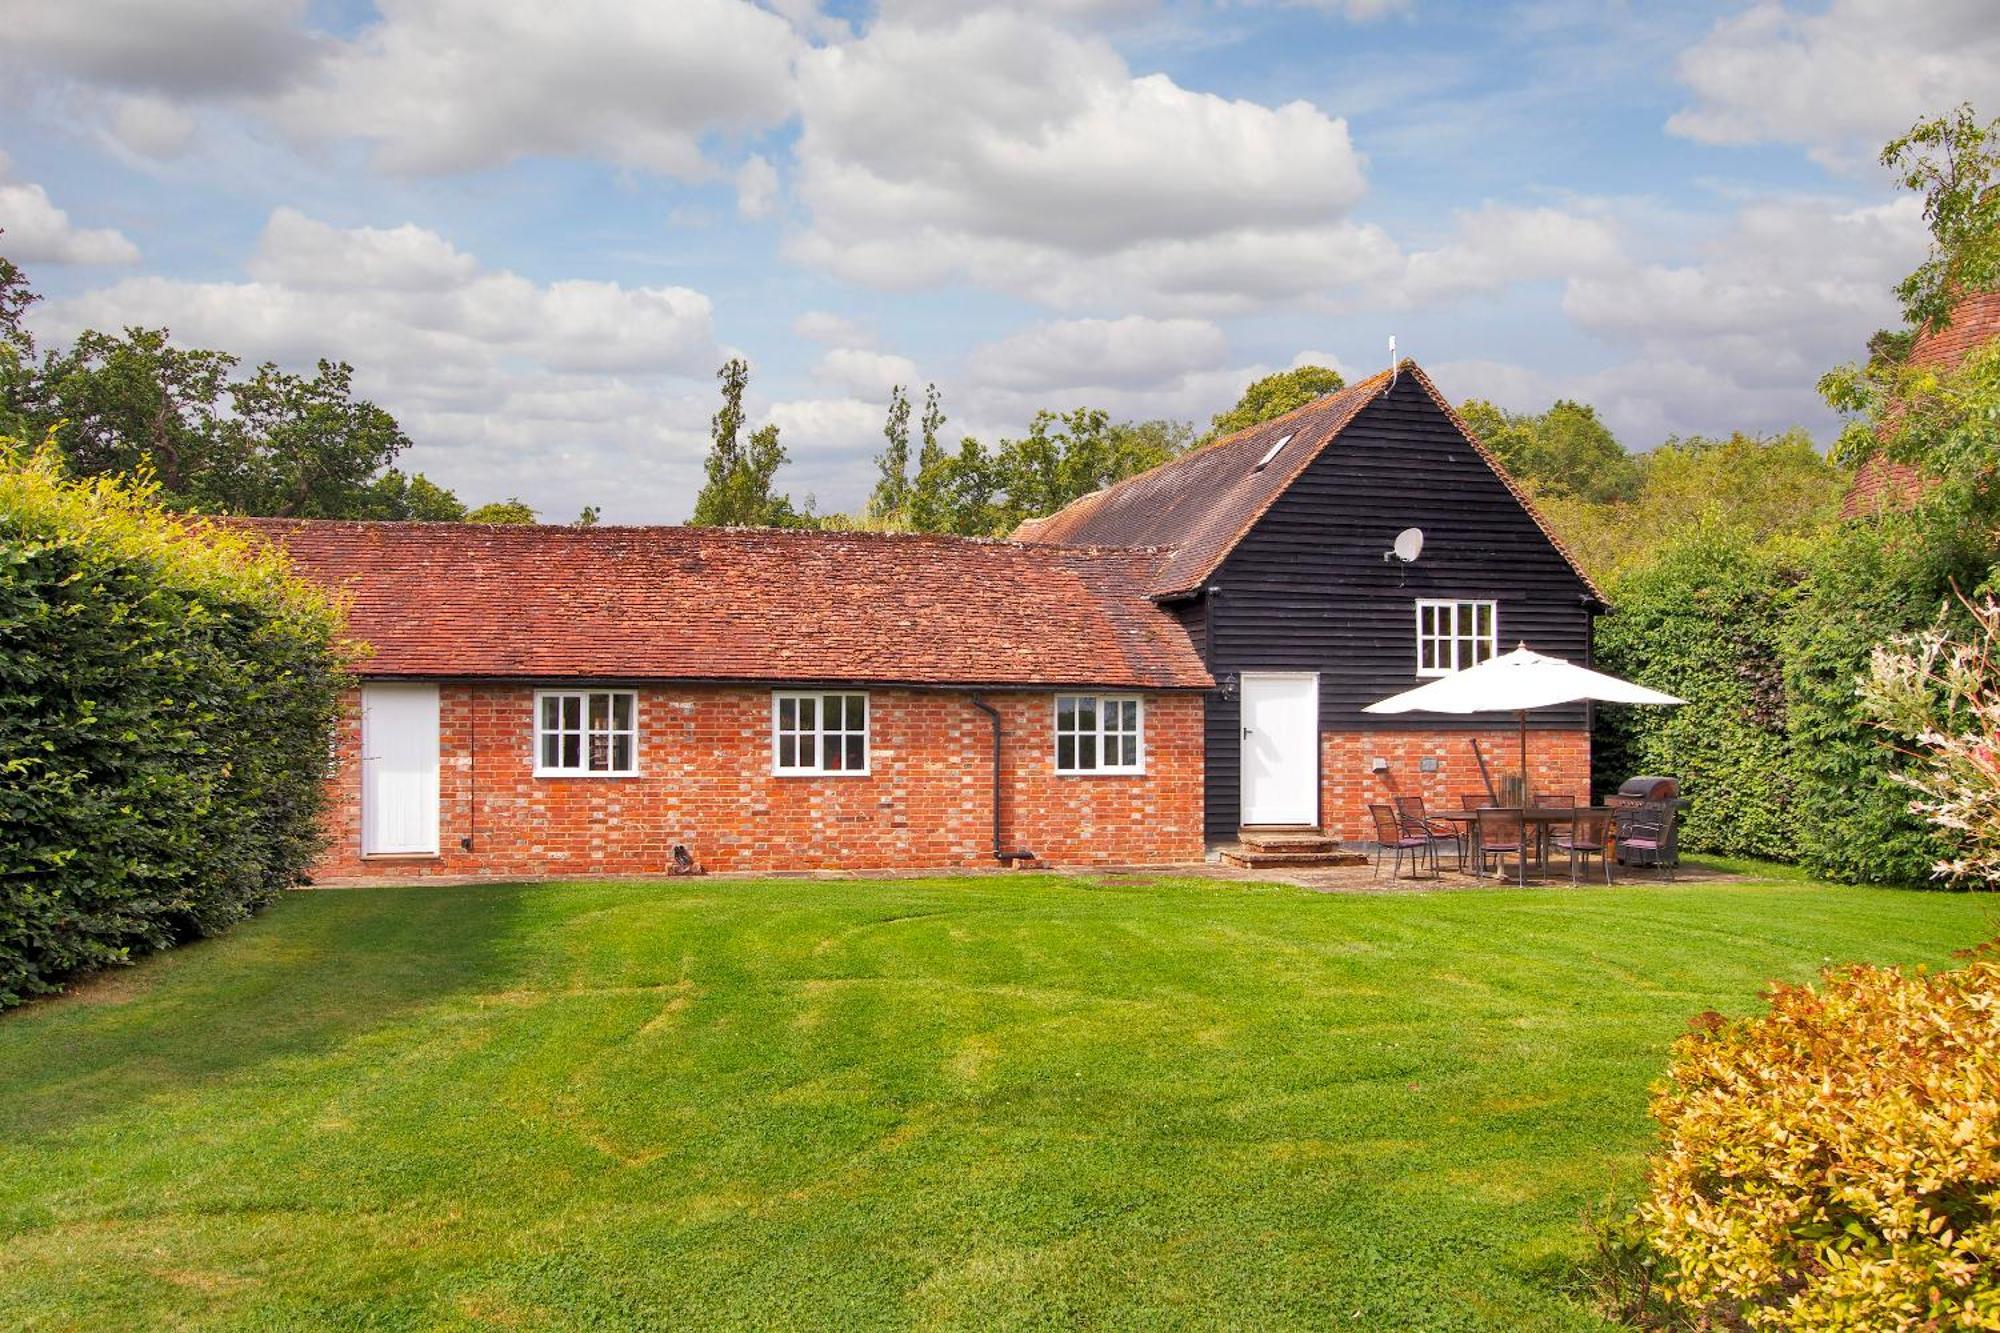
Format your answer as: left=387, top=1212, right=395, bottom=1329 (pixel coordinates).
left=1016, top=362, right=1603, bottom=843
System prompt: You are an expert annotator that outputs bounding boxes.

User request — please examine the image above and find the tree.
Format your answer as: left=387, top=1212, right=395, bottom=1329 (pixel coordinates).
left=0, top=256, right=468, bottom=520
left=691, top=357, right=804, bottom=527
left=220, top=359, right=417, bottom=517
left=466, top=498, right=538, bottom=524
left=1536, top=430, right=1849, bottom=585
left=1459, top=397, right=1641, bottom=503
left=0, top=250, right=39, bottom=442
left=1881, top=103, right=2000, bottom=335
left=868, top=384, right=912, bottom=519
left=1210, top=365, right=1345, bottom=438
left=364, top=468, right=468, bottom=521
left=25, top=326, right=236, bottom=500
left=574, top=505, right=601, bottom=527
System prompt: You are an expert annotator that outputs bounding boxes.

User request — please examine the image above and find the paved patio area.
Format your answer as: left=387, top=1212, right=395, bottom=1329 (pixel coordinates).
left=1074, top=855, right=1741, bottom=895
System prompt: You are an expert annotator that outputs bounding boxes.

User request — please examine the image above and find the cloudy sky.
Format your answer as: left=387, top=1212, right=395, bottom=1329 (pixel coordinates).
left=2, top=0, right=1995, bottom=521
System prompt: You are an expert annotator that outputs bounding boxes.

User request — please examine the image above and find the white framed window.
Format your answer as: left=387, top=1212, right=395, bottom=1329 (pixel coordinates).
left=1415, top=600, right=1499, bottom=677
left=772, top=691, right=870, bottom=776
left=1054, top=694, right=1145, bottom=775
left=535, top=690, right=639, bottom=776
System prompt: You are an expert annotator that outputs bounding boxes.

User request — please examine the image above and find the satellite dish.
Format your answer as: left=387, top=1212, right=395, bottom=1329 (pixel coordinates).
left=1393, top=527, right=1424, bottom=563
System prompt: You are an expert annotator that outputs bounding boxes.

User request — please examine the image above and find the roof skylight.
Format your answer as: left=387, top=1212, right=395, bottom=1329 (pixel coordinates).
left=1253, top=433, right=1293, bottom=471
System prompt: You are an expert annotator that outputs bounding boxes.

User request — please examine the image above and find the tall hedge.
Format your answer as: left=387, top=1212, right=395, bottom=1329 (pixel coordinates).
left=1778, top=497, right=1990, bottom=884
left=0, top=438, right=347, bottom=1007
left=1594, top=527, right=1801, bottom=861
left=1596, top=491, right=1993, bottom=884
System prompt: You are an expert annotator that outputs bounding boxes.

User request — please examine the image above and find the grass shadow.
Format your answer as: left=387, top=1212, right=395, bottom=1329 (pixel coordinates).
left=0, top=883, right=533, bottom=1141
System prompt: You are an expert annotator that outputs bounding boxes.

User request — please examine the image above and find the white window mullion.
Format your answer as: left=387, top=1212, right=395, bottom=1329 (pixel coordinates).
left=534, top=689, right=638, bottom=776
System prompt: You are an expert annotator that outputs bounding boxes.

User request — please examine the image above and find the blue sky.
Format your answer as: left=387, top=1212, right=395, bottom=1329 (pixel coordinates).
left=1, top=0, right=1994, bottom=521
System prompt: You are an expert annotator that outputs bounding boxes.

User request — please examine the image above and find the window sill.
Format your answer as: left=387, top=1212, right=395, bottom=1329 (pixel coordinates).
left=1055, top=770, right=1148, bottom=779
left=532, top=770, right=642, bottom=780
left=772, top=770, right=873, bottom=779
left=361, top=852, right=442, bottom=861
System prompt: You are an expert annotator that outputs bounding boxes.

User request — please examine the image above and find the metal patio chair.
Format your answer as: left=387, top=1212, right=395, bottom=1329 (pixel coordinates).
left=1369, top=803, right=1438, bottom=880
left=1554, top=809, right=1615, bottom=885
left=1473, top=807, right=1531, bottom=887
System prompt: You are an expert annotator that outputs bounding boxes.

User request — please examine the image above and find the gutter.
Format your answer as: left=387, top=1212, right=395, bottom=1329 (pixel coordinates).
left=968, top=694, right=1036, bottom=865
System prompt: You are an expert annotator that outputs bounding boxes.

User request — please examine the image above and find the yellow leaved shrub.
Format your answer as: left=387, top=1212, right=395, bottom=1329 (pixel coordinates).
left=1638, top=947, right=2000, bottom=1331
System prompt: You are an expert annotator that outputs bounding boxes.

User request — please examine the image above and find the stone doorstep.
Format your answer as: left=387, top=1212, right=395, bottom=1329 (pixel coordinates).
left=1214, top=831, right=1371, bottom=869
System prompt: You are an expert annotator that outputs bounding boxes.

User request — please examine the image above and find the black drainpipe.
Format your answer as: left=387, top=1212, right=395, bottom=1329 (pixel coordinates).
left=969, top=694, right=1036, bottom=864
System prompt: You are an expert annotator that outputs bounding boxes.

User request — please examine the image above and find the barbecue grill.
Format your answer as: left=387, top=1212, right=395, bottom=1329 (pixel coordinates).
left=1609, top=775, right=1682, bottom=867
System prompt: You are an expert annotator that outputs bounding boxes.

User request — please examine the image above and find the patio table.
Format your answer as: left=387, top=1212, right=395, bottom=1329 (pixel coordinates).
left=1427, top=806, right=1617, bottom=881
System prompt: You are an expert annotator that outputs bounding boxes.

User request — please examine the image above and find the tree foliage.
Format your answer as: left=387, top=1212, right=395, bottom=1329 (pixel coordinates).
left=1538, top=430, right=1848, bottom=585
left=0, top=254, right=543, bottom=522
left=869, top=384, right=913, bottom=521
left=1459, top=397, right=1642, bottom=504
left=1209, top=365, right=1344, bottom=438
left=0, top=435, right=348, bottom=1007
left=1881, top=102, right=2000, bottom=335
left=1594, top=528, right=1801, bottom=861
left=896, top=408, right=1192, bottom=536
left=691, top=358, right=807, bottom=528
left=466, top=498, right=538, bottom=524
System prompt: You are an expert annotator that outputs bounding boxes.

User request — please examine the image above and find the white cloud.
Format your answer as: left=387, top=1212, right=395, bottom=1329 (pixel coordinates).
left=763, top=396, right=886, bottom=458
left=1431, top=193, right=1929, bottom=448
left=1669, top=0, right=2000, bottom=164
left=1394, top=204, right=1624, bottom=306
left=1278, top=0, right=1412, bottom=17
left=274, top=0, right=800, bottom=176
left=971, top=316, right=1228, bottom=391
left=793, top=310, right=874, bottom=347
left=735, top=154, right=781, bottom=219
left=812, top=347, right=918, bottom=399
left=788, top=10, right=1371, bottom=311
left=107, top=94, right=197, bottom=158
left=31, top=209, right=723, bottom=520
left=0, top=0, right=317, bottom=97
left=0, top=155, right=140, bottom=265
left=1563, top=196, right=1923, bottom=362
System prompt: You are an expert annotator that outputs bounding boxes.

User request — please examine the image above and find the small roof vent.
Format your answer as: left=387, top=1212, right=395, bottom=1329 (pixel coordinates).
left=1253, top=432, right=1293, bottom=471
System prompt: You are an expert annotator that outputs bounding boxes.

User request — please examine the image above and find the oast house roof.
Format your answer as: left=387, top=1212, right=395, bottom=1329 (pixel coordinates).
left=1014, top=360, right=1605, bottom=604
left=1840, top=288, right=2000, bottom=520
left=229, top=519, right=1212, bottom=690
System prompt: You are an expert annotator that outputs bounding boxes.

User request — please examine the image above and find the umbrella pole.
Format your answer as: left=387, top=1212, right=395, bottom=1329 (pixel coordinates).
left=1518, top=709, right=1528, bottom=803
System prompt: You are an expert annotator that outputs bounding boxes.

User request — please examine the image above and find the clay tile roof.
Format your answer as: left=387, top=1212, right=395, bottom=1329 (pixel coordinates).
left=1014, top=359, right=1606, bottom=604
left=1839, top=453, right=1932, bottom=519
left=226, top=520, right=1212, bottom=690
left=1840, top=288, right=1999, bottom=519
left=1909, top=288, right=2000, bottom=370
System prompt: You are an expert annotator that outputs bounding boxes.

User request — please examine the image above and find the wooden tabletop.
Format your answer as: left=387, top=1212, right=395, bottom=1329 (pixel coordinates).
left=1427, top=806, right=1615, bottom=822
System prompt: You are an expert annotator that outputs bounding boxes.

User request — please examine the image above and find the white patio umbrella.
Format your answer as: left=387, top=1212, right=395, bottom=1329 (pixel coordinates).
left=1363, top=644, right=1684, bottom=802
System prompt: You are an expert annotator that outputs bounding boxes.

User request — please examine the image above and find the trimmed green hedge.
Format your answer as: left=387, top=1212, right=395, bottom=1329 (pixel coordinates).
left=1596, top=495, right=1991, bottom=884
left=1779, top=500, right=1988, bottom=884
left=1, top=438, right=347, bottom=1007
left=1594, top=527, right=1800, bottom=862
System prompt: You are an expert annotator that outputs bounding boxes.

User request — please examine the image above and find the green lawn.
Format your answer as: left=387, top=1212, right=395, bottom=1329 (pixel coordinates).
left=2, top=872, right=1994, bottom=1330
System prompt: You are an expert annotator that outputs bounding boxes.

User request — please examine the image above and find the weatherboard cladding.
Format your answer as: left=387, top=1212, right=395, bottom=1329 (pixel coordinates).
left=1189, top=376, right=1599, bottom=839
left=230, top=519, right=1211, bottom=691
left=1014, top=361, right=1605, bottom=606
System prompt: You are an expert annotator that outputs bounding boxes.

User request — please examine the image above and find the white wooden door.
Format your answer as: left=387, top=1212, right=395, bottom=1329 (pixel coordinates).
left=361, top=683, right=440, bottom=855
left=1240, top=673, right=1319, bottom=827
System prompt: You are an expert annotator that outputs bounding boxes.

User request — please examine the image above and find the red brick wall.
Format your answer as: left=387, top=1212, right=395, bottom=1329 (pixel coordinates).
left=1319, top=727, right=1591, bottom=842
left=317, top=684, right=1204, bottom=881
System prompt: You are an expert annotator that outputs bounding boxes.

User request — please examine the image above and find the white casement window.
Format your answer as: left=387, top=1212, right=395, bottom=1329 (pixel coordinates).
left=1415, top=599, right=1499, bottom=677
left=534, top=689, right=638, bottom=776
left=1054, top=695, right=1144, bottom=775
left=772, top=691, right=870, bottom=776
